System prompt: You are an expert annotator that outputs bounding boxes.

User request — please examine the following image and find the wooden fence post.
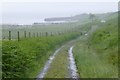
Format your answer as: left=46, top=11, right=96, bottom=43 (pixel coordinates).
left=18, top=31, right=20, bottom=41
left=59, top=32, right=61, bottom=35
left=29, top=32, right=30, bottom=38
left=9, top=31, right=11, bottom=41
left=39, top=32, right=41, bottom=37
left=41, top=32, right=43, bottom=37
left=3, top=36, right=5, bottom=39
left=81, top=32, right=82, bottom=35
left=37, top=32, right=38, bottom=37
left=46, top=32, right=48, bottom=37
left=24, top=31, right=26, bottom=38
left=33, top=33, right=35, bottom=38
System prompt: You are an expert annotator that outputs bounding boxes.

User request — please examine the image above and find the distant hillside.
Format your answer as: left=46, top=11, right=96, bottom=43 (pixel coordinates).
left=44, top=13, right=90, bottom=22
left=44, top=12, right=118, bottom=23
left=95, top=12, right=118, bottom=20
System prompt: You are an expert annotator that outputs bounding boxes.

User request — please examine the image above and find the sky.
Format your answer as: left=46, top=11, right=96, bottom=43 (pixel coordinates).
left=1, top=0, right=119, bottom=25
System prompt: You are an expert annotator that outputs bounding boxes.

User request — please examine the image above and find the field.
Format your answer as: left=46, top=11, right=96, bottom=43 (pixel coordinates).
left=2, top=32, right=81, bottom=78
left=2, top=22, right=83, bottom=39
left=1, top=12, right=118, bottom=78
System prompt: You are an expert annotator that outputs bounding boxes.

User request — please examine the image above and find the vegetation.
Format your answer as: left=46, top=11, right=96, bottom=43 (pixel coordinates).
left=2, top=11, right=118, bottom=78
left=0, top=40, right=2, bottom=79
left=2, top=32, right=80, bottom=78
left=73, top=16, right=118, bottom=78
left=44, top=46, right=69, bottom=78
left=2, top=22, right=81, bottom=39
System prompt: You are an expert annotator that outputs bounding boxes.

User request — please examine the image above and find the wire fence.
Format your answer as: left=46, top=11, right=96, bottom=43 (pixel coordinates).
left=2, top=30, right=78, bottom=41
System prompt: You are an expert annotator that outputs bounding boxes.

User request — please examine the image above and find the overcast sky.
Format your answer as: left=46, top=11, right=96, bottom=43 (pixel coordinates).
left=1, top=0, right=119, bottom=24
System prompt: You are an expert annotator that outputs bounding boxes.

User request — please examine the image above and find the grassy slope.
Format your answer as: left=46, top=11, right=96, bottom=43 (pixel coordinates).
left=73, top=16, right=118, bottom=78
left=2, top=32, right=80, bottom=78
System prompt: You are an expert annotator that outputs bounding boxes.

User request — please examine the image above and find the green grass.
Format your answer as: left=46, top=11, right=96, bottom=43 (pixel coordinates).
left=44, top=33, right=84, bottom=78
left=73, top=17, right=118, bottom=78
left=2, top=12, right=118, bottom=78
left=45, top=46, right=69, bottom=78
left=2, top=32, right=81, bottom=78
left=0, top=40, right=1, bottom=48
left=0, top=40, right=1, bottom=79
left=73, top=42, right=118, bottom=78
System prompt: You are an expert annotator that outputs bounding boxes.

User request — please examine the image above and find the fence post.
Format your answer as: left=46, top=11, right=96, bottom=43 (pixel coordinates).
left=24, top=31, right=26, bottom=38
left=9, top=31, right=11, bottom=41
left=81, top=32, right=82, bottom=35
left=29, top=32, right=30, bottom=38
left=46, top=32, right=48, bottom=37
left=41, top=32, right=43, bottom=37
left=37, top=32, right=38, bottom=37
left=18, top=31, right=20, bottom=41
left=39, top=32, right=40, bottom=37
left=59, top=32, right=61, bottom=35
left=33, top=33, right=35, bottom=38
left=3, top=36, right=5, bottom=40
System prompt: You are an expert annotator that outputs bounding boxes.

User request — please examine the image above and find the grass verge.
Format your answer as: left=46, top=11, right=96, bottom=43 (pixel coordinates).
left=73, top=17, right=118, bottom=78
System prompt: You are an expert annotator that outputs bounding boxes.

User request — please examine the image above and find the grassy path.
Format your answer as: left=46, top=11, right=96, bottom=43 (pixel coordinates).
left=44, top=36, right=81, bottom=78
left=44, top=45, right=70, bottom=78
left=37, top=25, right=99, bottom=78
left=37, top=24, right=118, bottom=78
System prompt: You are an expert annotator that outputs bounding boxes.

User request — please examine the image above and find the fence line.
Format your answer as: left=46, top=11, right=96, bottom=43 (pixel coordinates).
left=2, top=30, right=81, bottom=41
